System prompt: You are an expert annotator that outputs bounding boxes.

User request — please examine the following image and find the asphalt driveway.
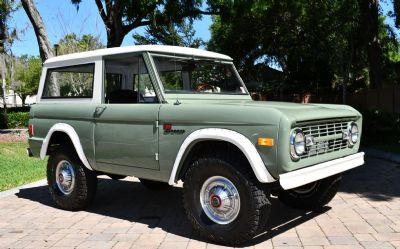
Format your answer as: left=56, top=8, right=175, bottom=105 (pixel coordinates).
left=0, top=156, right=399, bottom=249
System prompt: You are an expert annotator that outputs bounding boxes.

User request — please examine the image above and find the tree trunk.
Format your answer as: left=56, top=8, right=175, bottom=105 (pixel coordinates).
left=21, top=0, right=59, bottom=95
left=21, top=0, right=53, bottom=62
left=106, top=27, right=125, bottom=48
left=361, top=0, right=382, bottom=89
left=21, top=95, right=26, bottom=106
left=0, top=54, right=8, bottom=128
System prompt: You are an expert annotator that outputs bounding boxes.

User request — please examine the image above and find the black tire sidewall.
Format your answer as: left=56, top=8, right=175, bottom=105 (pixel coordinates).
left=278, top=174, right=342, bottom=210
left=184, top=158, right=260, bottom=243
left=47, top=149, right=96, bottom=210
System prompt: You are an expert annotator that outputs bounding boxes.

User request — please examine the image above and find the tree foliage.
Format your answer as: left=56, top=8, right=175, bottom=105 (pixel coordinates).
left=0, top=0, right=16, bottom=53
left=71, top=0, right=222, bottom=47
left=57, top=33, right=104, bottom=55
left=133, top=20, right=204, bottom=48
left=14, top=56, right=41, bottom=105
left=209, top=0, right=399, bottom=99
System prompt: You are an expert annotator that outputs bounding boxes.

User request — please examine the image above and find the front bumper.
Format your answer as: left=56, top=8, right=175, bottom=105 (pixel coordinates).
left=279, top=152, right=364, bottom=190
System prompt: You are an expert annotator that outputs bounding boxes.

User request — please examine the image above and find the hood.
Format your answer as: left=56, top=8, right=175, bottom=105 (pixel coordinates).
left=226, top=101, right=360, bottom=123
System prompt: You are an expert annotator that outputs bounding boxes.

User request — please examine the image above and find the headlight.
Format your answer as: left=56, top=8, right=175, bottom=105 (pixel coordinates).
left=348, top=122, right=359, bottom=145
left=290, top=128, right=306, bottom=159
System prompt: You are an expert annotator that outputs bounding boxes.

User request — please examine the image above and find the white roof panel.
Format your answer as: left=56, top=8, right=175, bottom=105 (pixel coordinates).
left=44, top=45, right=232, bottom=66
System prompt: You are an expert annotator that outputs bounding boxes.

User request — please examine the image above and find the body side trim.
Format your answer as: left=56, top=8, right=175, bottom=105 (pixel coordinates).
left=168, top=128, right=276, bottom=185
left=279, top=152, right=364, bottom=190
left=39, top=123, right=93, bottom=170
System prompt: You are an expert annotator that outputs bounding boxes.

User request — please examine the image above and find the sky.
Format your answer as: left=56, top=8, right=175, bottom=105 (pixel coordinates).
left=10, top=1, right=212, bottom=57
left=9, top=1, right=399, bottom=58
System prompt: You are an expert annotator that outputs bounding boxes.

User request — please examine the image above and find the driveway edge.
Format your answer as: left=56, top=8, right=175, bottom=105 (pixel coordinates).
left=0, top=179, right=47, bottom=198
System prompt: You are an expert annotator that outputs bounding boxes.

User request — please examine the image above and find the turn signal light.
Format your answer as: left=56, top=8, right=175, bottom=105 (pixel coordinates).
left=258, top=138, right=274, bottom=147
left=28, top=124, right=34, bottom=137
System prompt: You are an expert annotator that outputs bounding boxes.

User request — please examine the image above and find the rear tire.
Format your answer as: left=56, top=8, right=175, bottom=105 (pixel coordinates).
left=278, top=174, right=342, bottom=210
left=47, top=147, right=97, bottom=210
left=183, top=157, right=271, bottom=246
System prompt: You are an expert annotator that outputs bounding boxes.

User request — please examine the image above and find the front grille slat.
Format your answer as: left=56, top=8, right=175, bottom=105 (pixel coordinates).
left=298, top=119, right=351, bottom=159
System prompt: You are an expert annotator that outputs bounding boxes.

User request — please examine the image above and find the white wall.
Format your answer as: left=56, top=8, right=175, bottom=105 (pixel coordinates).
left=0, top=90, right=36, bottom=106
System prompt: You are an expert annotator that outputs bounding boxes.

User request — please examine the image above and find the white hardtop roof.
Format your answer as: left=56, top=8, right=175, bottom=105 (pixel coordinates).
left=44, top=45, right=232, bottom=66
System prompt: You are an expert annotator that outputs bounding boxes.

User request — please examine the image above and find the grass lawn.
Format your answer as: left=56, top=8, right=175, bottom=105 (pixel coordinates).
left=0, top=142, right=47, bottom=191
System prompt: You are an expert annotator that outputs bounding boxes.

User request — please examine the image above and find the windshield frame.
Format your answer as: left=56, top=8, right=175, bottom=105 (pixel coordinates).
left=148, top=53, right=250, bottom=96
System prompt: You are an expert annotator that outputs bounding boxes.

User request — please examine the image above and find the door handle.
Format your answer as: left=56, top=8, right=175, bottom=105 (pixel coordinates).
left=94, top=106, right=106, bottom=117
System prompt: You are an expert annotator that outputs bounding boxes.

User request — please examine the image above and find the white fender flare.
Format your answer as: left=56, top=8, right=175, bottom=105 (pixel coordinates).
left=40, top=123, right=93, bottom=170
left=168, top=128, right=276, bottom=185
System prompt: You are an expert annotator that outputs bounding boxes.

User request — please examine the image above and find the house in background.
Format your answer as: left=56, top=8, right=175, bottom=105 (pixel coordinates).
left=0, top=89, right=36, bottom=107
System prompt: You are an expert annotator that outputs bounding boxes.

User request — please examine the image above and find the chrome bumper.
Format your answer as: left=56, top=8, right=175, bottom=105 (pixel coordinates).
left=279, top=152, right=365, bottom=190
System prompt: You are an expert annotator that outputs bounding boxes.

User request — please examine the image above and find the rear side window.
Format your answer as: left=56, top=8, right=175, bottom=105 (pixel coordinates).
left=42, top=64, right=94, bottom=98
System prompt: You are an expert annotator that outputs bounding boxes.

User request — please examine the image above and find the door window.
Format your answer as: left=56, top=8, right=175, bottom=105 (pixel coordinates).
left=104, top=55, right=158, bottom=104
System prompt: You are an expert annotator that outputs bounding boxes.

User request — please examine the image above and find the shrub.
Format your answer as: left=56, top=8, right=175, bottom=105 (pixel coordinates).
left=360, top=109, right=400, bottom=145
left=7, top=112, right=29, bottom=129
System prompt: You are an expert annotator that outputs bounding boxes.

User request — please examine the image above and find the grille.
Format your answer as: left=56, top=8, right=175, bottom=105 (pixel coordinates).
left=297, top=120, right=351, bottom=159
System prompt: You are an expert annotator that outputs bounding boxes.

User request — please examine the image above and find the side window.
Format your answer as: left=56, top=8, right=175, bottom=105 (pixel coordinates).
left=104, top=55, right=158, bottom=104
left=42, top=64, right=94, bottom=98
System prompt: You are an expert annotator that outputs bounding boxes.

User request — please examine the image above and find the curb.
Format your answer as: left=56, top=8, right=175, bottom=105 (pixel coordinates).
left=0, top=179, right=47, bottom=198
left=363, top=148, right=400, bottom=164
left=0, top=129, right=28, bottom=134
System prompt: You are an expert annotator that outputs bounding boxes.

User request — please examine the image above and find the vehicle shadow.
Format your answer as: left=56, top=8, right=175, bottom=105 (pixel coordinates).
left=16, top=178, right=328, bottom=246
left=15, top=156, right=397, bottom=246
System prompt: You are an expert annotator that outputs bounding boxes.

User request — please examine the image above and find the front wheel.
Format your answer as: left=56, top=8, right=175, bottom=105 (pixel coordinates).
left=183, top=157, right=271, bottom=246
left=47, top=148, right=97, bottom=210
left=278, top=174, right=342, bottom=210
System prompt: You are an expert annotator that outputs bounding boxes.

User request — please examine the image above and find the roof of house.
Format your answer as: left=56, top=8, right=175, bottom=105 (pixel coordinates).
left=44, top=45, right=232, bottom=66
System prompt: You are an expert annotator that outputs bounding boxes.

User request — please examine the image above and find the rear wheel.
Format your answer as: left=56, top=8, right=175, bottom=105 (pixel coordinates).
left=278, top=174, right=342, bottom=210
left=47, top=147, right=97, bottom=210
left=183, top=157, right=271, bottom=246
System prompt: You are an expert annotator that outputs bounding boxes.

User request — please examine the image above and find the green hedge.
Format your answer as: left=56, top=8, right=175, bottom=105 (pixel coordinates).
left=361, top=109, right=400, bottom=145
left=7, top=112, right=29, bottom=129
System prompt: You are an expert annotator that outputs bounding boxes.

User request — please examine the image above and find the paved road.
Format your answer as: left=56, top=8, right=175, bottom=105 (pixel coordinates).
left=0, top=156, right=399, bottom=249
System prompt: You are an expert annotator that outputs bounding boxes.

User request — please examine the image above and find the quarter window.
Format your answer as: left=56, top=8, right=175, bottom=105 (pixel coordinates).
left=42, top=64, right=94, bottom=98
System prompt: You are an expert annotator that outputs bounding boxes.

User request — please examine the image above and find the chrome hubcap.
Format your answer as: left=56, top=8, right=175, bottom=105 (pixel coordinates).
left=200, top=176, right=240, bottom=225
left=55, top=160, right=75, bottom=195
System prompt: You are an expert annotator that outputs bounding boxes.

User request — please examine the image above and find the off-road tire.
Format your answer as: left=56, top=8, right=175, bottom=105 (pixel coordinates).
left=139, top=178, right=171, bottom=190
left=47, top=147, right=97, bottom=210
left=183, top=157, right=271, bottom=246
left=278, top=174, right=342, bottom=210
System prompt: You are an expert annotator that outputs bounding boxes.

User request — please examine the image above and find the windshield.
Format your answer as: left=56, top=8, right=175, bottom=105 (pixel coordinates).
left=152, top=55, right=247, bottom=95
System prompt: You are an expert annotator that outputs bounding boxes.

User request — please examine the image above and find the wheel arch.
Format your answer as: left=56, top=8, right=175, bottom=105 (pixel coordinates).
left=168, top=128, right=276, bottom=185
left=40, top=123, right=93, bottom=170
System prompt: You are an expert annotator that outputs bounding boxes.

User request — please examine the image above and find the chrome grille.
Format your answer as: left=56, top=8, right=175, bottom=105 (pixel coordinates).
left=298, top=120, right=350, bottom=159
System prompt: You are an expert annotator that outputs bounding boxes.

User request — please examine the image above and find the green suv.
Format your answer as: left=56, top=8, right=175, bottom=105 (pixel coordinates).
left=27, top=45, right=364, bottom=245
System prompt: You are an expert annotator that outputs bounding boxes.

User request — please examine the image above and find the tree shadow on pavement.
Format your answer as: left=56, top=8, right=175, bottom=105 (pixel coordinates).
left=16, top=178, right=328, bottom=247
left=339, top=156, right=400, bottom=202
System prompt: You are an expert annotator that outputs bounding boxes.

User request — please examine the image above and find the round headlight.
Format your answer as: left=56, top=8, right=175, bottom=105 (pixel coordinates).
left=290, top=129, right=306, bottom=159
left=349, top=122, right=359, bottom=145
